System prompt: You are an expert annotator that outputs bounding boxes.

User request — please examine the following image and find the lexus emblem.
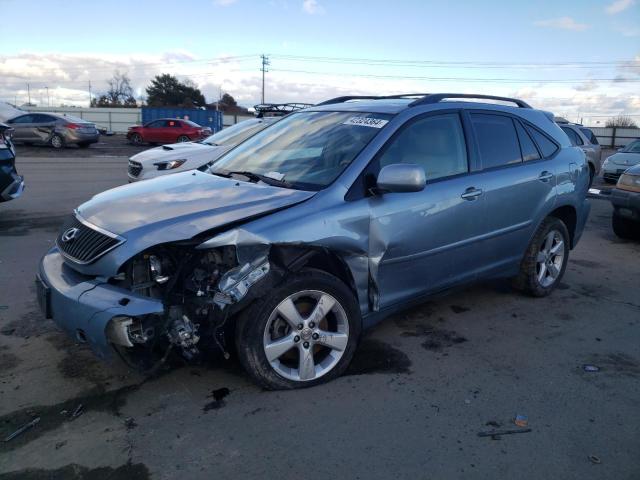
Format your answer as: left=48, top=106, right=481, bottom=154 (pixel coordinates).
left=61, top=227, right=80, bottom=243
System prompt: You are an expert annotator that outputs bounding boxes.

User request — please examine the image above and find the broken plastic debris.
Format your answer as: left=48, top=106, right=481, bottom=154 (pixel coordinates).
left=588, top=455, right=601, bottom=464
left=583, top=364, right=600, bottom=372
left=70, top=404, right=84, bottom=419
left=514, top=414, right=528, bottom=427
left=478, top=428, right=532, bottom=439
left=4, top=417, right=40, bottom=442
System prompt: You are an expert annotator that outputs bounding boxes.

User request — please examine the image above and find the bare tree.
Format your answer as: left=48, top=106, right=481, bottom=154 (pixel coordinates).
left=91, top=71, right=137, bottom=107
left=606, top=115, right=638, bottom=128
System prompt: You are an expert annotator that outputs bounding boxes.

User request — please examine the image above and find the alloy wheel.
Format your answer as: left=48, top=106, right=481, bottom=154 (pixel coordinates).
left=263, top=290, right=349, bottom=382
left=536, top=229, right=565, bottom=288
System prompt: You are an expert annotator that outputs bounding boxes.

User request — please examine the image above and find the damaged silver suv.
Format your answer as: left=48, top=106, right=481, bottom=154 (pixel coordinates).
left=37, top=94, right=591, bottom=389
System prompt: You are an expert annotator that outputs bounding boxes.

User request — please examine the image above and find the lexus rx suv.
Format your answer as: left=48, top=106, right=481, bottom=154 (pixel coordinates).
left=37, top=94, right=590, bottom=389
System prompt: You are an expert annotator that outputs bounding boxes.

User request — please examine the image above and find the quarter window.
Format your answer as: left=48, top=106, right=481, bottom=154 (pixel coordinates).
left=561, top=127, right=583, bottom=146
left=470, top=113, right=522, bottom=169
left=378, top=113, right=468, bottom=181
left=580, top=128, right=598, bottom=145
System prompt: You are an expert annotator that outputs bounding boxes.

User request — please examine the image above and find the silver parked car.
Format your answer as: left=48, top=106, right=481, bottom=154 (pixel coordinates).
left=557, top=121, right=601, bottom=185
left=38, top=93, right=590, bottom=389
left=6, top=112, right=99, bottom=149
left=602, top=139, right=640, bottom=184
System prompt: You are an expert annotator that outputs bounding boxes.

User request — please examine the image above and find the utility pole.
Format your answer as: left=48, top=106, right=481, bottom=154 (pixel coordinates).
left=260, top=54, right=270, bottom=104
left=27, top=83, right=31, bottom=106
left=88, top=80, right=92, bottom=107
left=45, top=86, right=50, bottom=107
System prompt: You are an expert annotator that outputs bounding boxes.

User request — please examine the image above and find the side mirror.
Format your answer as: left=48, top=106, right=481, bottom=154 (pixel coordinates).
left=376, top=163, right=426, bottom=193
left=617, top=145, right=625, bottom=151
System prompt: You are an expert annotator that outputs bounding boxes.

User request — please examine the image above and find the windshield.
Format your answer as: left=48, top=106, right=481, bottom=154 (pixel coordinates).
left=622, top=140, right=640, bottom=153
left=210, top=111, right=392, bottom=190
left=202, top=119, right=271, bottom=146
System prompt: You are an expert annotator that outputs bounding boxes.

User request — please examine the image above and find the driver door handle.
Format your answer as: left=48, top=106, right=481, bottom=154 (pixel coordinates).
left=461, top=187, right=483, bottom=200
left=538, top=171, right=554, bottom=182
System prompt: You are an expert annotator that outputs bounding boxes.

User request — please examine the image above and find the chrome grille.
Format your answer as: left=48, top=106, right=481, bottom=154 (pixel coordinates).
left=128, top=160, right=143, bottom=177
left=56, top=216, right=123, bottom=264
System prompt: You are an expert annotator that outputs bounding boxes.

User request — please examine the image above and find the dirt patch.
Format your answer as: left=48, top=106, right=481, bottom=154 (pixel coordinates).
left=450, top=305, right=470, bottom=314
left=572, top=259, right=604, bottom=269
left=203, top=387, right=230, bottom=412
left=0, top=462, right=150, bottom=480
left=0, top=348, right=19, bottom=371
left=1, top=306, right=57, bottom=338
left=345, top=338, right=411, bottom=376
left=584, top=353, right=640, bottom=378
left=421, top=330, right=468, bottom=352
left=0, top=384, right=140, bottom=453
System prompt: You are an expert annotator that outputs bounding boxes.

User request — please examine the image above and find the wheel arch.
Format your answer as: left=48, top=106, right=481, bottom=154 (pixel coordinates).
left=547, top=204, right=577, bottom=248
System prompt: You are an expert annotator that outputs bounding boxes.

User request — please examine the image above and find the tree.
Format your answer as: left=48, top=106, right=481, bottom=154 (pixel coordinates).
left=606, top=115, right=638, bottom=128
left=91, top=71, right=137, bottom=108
left=145, top=74, right=206, bottom=107
left=206, top=92, right=248, bottom=114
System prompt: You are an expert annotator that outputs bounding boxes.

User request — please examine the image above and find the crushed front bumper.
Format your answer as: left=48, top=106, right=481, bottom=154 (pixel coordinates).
left=38, top=248, right=165, bottom=359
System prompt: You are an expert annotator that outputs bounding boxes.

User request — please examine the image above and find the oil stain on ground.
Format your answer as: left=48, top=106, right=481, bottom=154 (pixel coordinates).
left=203, top=387, right=230, bottom=412
left=0, top=211, right=67, bottom=237
left=0, top=462, right=150, bottom=480
left=584, top=353, right=640, bottom=378
left=400, top=324, right=468, bottom=352
left=0, top=384, right=140, bottom=453
left=345, top=338, right=411, bottom=376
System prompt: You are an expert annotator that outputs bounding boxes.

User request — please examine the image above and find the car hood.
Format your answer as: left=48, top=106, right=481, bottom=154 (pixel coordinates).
left=72, top=171, right=316, bottom=275
left=130, top=142, right=226, bottom=165
left=609, top=152, right=640, bottom=166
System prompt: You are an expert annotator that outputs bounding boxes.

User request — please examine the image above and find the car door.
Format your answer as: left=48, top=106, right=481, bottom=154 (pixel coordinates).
left=30, top=114, right=58, bottom=144
left=468, top=112, right=558, bottom=272
left=166, top=120, right=182, bottom=143
left=7, top=114, right=35, bottom=142
left=144, top=120, right=167, bottom=143
left=367, top=111, right=488, bottom=309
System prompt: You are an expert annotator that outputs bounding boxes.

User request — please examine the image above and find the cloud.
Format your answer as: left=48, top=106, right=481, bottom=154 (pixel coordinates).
left=302, top=0, right=324, bottom=15
left=533, top=17, right=589, bottom=31
left=605, top=0, right=636, bottom=14
left=213, top=0, right=237, bottom=6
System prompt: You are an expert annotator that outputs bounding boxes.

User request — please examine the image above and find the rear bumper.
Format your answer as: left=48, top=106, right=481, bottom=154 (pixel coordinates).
left=38, top=248, right=165, bottom=360
left=0, top=172, right=24, bottom=202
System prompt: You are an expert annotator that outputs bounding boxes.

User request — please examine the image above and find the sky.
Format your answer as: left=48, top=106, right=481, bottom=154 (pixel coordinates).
left=1, top=0, right=639, bottom=124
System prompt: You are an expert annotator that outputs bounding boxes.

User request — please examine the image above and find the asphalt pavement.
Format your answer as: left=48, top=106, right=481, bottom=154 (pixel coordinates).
left=0, top=151, right=638, bottom=480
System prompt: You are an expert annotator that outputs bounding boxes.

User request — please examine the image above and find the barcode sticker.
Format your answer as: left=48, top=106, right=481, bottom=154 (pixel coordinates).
left=343, top=117, right=389, bottom=128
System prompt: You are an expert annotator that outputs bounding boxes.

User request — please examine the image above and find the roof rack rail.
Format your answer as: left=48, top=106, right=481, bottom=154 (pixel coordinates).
left=253, top=103, right=313, bottom=117
left=409, top=93, right=531, bottom=109
left=315, top=96, right=382, bottom=106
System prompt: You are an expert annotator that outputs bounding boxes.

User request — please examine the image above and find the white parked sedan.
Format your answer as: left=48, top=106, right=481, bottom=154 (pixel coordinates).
left=127, top=117, right=278, bottom=182
left=602, top=139, right=640, bottom=184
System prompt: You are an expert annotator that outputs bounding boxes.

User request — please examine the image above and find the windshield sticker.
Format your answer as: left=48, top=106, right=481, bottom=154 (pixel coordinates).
left=343, top=117, right=389, bottom=128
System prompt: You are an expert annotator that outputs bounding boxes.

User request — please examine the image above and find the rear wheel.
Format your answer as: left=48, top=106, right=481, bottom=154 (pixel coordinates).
left=50, top=134, right=64, bottom=149
left=513, top=217, right=570, bottom=297
left=176, top=135, right=190, bottom=143
left=235, top=269, right=360, bottom=390
left=129, top=133, right=143, bottom=145
left=612, top=213, right=636, bottom=239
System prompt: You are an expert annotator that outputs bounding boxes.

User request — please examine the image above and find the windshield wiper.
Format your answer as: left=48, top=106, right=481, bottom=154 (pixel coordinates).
left=223, top=170, right=295, bottom=189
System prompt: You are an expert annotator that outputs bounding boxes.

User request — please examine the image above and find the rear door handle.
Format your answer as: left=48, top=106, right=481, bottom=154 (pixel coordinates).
left=461, top=187, right=483, bottom=200
left=538, top=171, right=554, bottom=182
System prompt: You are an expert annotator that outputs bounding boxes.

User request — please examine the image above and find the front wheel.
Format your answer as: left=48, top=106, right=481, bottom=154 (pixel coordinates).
left=129, top=133, right=143, bottom=145
left=176, top=135, right=190, bottom=142
left=513, top=217, right=570, bottom=297
left=612, top=213, right=636, bottom=239
left=235, top=269, right=361, bottom=390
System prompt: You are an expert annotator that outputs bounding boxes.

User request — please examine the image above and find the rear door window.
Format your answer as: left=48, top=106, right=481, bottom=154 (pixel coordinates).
left=146, top=120, right=166, bottom=128
left=167, top=120, right=181, bottom=128
left=525, top=126, right=559, bottom=158
left=470, top=113, right=522, bottom=169
left=561, top=127, right=583, bottom=146
left=514, top=121, right=541, bottom=162
left=8, top=115, right=33, bottom=124
left=378, top=113, right=468, bottom=181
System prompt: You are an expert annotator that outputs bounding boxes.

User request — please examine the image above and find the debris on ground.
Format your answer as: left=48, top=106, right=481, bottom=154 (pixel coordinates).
left=514, top=414, right=528, bottom=427
left=124, top=417, right=137, bottom=430
left=583, top=364, right=600, bottom=372
left=485, top=420, right=501, bottom=428
left=588, top=455, right=602, bottom=464
left=4, top=417, right=40, bottom=442
left=69, top=404, right=84, bottom=420
left=0, top=305, right=8, bottom=310
left=203, top=387, right=230, bottom=412
left=478, top=428, right=532, bottom=440
left=55, top=440, right=67, bottom=450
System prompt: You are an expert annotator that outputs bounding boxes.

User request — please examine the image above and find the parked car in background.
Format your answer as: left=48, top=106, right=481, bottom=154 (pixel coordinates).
left=126, top=119, right=212, bottom=145
left=610, top=163, right=640, bottom=239
left=556, top=120, right=601, bottom=185
left=6, top=112, right=99, bottom=149
left=127, top=104, right=311, bottom=182
left=602, top=140, right=640, bottom=184
left=38, top=93, right=590, bottom=390
left=0, top=123, right=24, bottom=203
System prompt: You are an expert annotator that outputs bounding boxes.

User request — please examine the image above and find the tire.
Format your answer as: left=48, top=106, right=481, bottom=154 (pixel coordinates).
left=50, top=134, right=64, bottom=149
left=612, top=213, right=636, bottom=239
left=129, top=133, right=143, bottom=145
left=77, top=142, right=91, bottom=148
left=513, top=217, right=570, bottom=297
left=176, top=135, right=190, bottom=143
left=235, top=269, right=361, bottom=390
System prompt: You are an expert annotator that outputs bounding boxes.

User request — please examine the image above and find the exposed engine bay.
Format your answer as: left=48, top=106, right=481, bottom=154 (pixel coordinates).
left=105, top=244, right=277, bottom=371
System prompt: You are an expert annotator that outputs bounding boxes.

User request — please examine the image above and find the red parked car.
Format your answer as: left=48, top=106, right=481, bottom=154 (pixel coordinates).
left=126, top=118, right=212, bottom=145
